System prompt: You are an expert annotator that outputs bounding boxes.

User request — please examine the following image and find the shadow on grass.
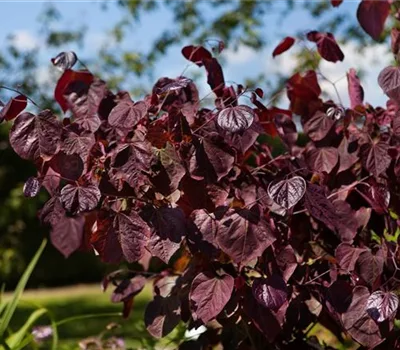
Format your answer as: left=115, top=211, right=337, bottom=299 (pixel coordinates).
left=7, top=286, right=163, bottom=349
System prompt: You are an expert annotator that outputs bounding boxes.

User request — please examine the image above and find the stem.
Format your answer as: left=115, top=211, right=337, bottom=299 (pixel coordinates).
left=0, top=85, right=39, bottom=108
left=327, top=175, right=371, bottom=199
left=56, top=312, right=122, bottom=327
left=243, top=320, right=257, bottom=350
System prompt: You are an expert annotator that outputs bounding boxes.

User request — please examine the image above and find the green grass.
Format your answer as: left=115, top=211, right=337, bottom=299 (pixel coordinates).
left=5, top=284, right=184, bottom=350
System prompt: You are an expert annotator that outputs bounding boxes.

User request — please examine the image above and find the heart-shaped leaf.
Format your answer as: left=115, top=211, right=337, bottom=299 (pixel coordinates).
left=61, top=183, right=101, bottom=213
left=108, top=100, right=147, bottom=129
left=0, top=95, right=27, bottom=122
left=51, top=51, right=78, bottom=71
left=360, top=141, right=391, bottom=177
left=267, top=176, right=306, bottom=209
left=307, top=147, right=339, bottom=174
left=357, top=0, right=390, bottom=41
left=252, top=275, right=288, bottom=311
left=378, top=66, right=400, bottom=101
left=217, top=207, right=276, bottom=265
left=366, top=291, right=399, bottom=322
left=23, top=177, right=41, bottom=198
left=307, top=31, right=344, bottom=62
left=155, top=77, right=192, bottom=95
left=9, top=110, right=62, bottom=161
left=190, top=272, right=234, bottom=324
left=216, top=105, right=255, bottom=133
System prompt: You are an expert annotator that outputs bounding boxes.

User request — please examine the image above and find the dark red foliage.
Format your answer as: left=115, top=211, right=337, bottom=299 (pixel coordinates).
left=6, top=19, right=400, bottom=347
left=272, top=36, right=295, bottom=57
left=331, top=0, right=343, bottom=7
left=0, top=94, right=27, bottom=122
left=347, top=68, right=364, bottom=109
left=357, top=0, right=390, bottom=41
left=306, top=31, right=344, bottom=62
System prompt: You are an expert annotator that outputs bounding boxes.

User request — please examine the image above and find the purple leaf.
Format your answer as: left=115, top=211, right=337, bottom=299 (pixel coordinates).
left=304, top=183, right=337, bottom=232
left=111, top=275, right=146, bottom=303
left=190, top=272, right=234, bottom=324
left=202, top=135, right=235, bottom=181
left=145, top=294, right=181, bottom=338
left=326, top=105, right=345, bottom=120
left=217, top=207, right=276, bottom=265
left=155, top=77, right=192, bottom=94
left=335, top=243, right=367, bottom=273
left=61, top=183, right=101, bottom=213
left=50, top=215, right=85, bottom=258
left=159, top=142, right=186, bottom=192
left=9, top=110, right=62, bottom=161
left=347, top=68, right=364, bottom=109
left=91, top=212, right=123, bottom=264
left=276, top=245, right=297, bottom=282
left=51, top=51, right=78, bottom=71
left=187, top=209, right=220, bottom=256
left=267, top=176, right=306, bottom=210
left=357, top=0, right=390, bottom=41
left=216, top=105, right=255, bottom=133
left=23, top=177, right=41, bottom=197
left=0, top=95, right=27, bottom=122
left=306, top=31, right=344, bottom=62
left=49, top=152, right=84, bottom=181
left=181, top=45, right=212, bottom=67
left=39, top=196, right=65, bottom=226
left=338, top=136, right=359, bottom=174
left=366, top=291, right=399, bottom=322
left=113, top=211, right=151, bottom=263
left=342, top=286, right=383, bottom=348
left=110, top=141, right=154, bottom=192
left=360, top=141, right=391, bottom=177
left=272, top=36, right=295, bottom=57
left=306, top=147, right=339, bottom=174
left=252, top=275, right=288, bottom=311
left=62, top=130, right=95, bottom=163
left=303, top=110, right=334, bottom=142
left=243, top=287, right=281, bottom=342
left=148, top=207, right=186, bottom=263
left=108, top=100, right=147, bottom=129
left=357, top=249, right=385, bottom=287
left=378, top=66, right=400, bottom=101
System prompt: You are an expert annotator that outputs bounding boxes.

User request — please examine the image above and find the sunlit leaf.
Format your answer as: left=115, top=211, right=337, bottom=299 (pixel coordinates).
left=22, top=177, right=41, bottom=198
left=51, top=51, right=78, bottom=71
left=366, top=291, right=399, bottom=322
left=216, top=105, right=255, bottom=133
left=60, top=183, right=101, bottom=213
left=252, top=275, right=288, bottom=311
left=267, top=176, right=306, bottom=210
left=190, top=272, right=234, bottom=323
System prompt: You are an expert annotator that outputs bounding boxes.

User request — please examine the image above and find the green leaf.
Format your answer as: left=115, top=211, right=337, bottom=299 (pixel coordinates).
left=6, top=308, right=47, bottom=348
left=0, top=239, right=47, bottom=338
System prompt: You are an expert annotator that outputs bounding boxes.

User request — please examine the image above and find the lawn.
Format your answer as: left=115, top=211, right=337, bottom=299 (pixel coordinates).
left=5, top=284, right=186, bottom=350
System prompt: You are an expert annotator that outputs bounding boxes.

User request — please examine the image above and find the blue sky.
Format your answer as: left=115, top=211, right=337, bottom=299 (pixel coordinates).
left=0, top=1, right=392, bottom=108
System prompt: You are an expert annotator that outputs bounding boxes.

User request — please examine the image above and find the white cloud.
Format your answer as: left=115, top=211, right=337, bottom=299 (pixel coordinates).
left=36, top=66, right=53, bottom=86
left=10, top=30, right=40, bottom=51
left=262, top=40, right=392, bottom=108
left=318, top=41, right=392, bottom=107
left=223, top=45, right=258, bottom=65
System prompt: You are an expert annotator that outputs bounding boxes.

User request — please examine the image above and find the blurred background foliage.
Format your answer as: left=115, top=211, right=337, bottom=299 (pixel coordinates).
left=0, top=0, right=394, bottom=288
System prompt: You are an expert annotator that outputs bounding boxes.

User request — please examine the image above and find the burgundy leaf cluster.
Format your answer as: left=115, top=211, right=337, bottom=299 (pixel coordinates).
left=4, top=15, right=400, bottom=348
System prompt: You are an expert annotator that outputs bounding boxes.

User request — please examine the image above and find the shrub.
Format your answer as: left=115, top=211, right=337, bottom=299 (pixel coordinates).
left=3, top=5, right=400, bottom=348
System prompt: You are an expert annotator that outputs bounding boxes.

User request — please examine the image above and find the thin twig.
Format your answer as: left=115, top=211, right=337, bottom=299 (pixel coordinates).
left=0, top=85, right=39, bottom=108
